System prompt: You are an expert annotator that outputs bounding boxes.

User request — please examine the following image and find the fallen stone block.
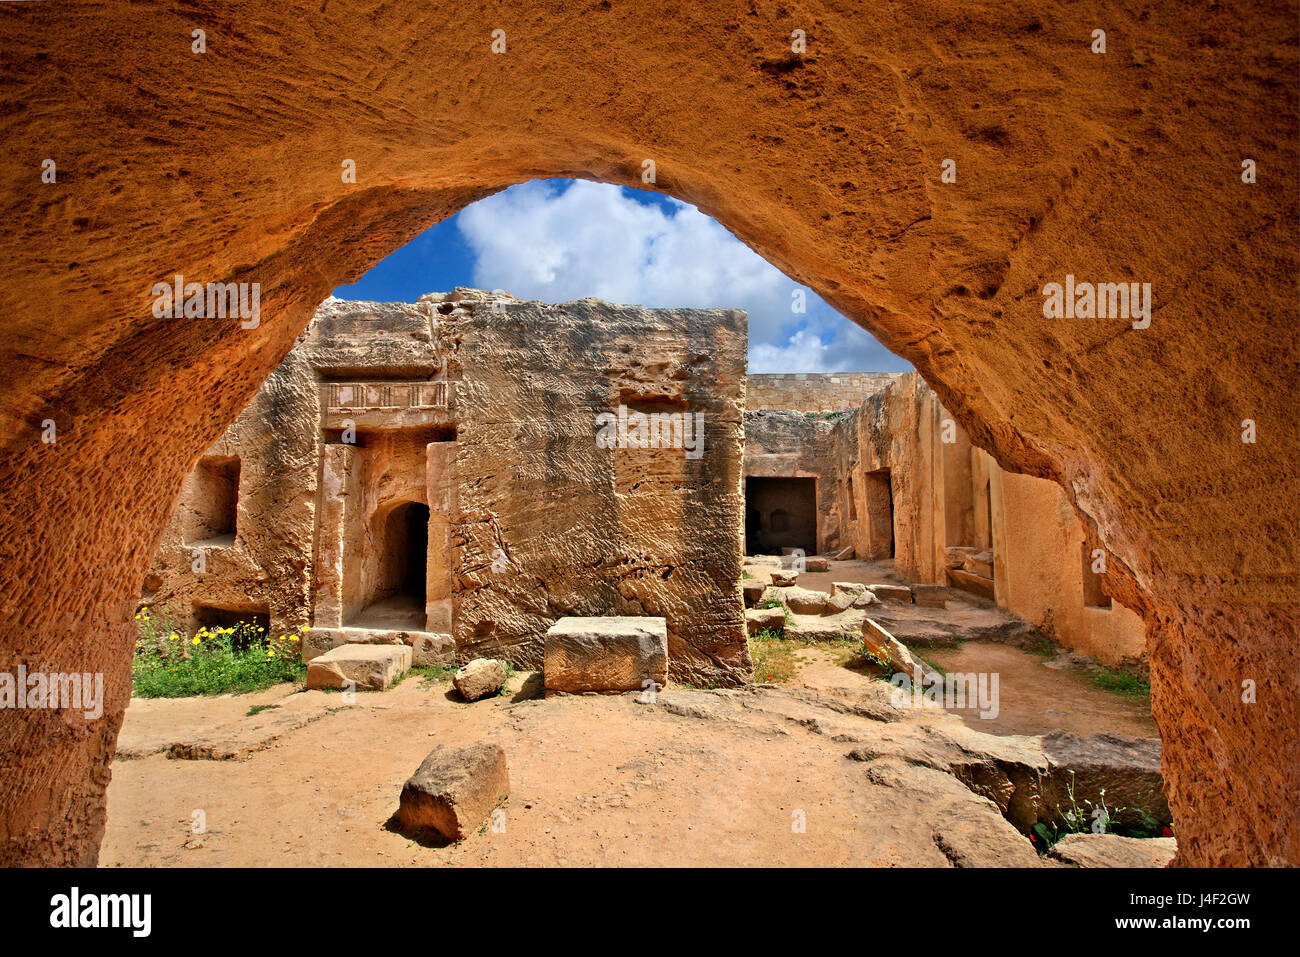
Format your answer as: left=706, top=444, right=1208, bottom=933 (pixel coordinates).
left=785, top=612, right=865, bottom=642
left=411, top=633, right=457, bottom=668
left=305, top=626, right=444, bottom=664
left=827, top=591, right=856, bottom=613
left=741, top=580, right=767, bottom=606
left=780, top=586, right=831, bottom=615
left=867, top=583, right=912, bottom=604
left=863, top=618, right=927, bottom=676
left=306, top=643, right=412, bottom=691
left=804, top=557, right=829, bottom=572
left=1047, top=833, right=1177, bottom=868
left=544, top=616, right=668, bottom=693
left=746, top=607, right=786, bottom=635
left=833, top=546, right=855, bottom=561
left=453, top=658, right=507, bottom=701
left=912, top=584, right=948, bottom=608
left=945, top=546, right=977, bottom=569
left=770, top=570, right=798, bottom=587
left=948, top=567, right=995, bottom=600
left=963, top=551, right=995, bottom=579
left=397, top=742, right=510, bottom=841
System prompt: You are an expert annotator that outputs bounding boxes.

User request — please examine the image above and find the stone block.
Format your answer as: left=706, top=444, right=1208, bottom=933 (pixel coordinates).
left=411, top=633, right=456, bottom=667
left=544, top=616, right=668, bottom=693
left=1047, top=833, right=1177, bottom=868
left=746, top=607, right=786, bottom=635
left=780, top=587, right=831, bottom=615
left=306, top=643, right=412, bottom=691
left=453, top=658, right=507, bottom=701
left=912, top=584, right=948, bottom=608
left=397, top=742, right=510, bottom=841
left=741, top=580, right=767, bottom=607
left=804, top=557, right=829, bottom=572
left=867, top=583, right=912, bottom=604
left=770, top=570, right=798, bottom=587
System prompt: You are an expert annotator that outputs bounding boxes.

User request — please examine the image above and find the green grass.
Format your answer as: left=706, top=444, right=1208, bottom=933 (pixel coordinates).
left=1086, top=665, right=1151, bottom=700
left=245, top=703, right=281, bottom=717
left=132, top=610, right=305, bottom=698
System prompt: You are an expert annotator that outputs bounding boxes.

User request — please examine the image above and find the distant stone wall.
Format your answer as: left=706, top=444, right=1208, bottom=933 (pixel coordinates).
left=745, top=373, right=902, bottom=412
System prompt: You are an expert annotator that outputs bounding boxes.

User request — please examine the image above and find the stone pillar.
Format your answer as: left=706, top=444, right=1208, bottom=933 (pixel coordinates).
left=312, top=443, right=355, bottom=631
left=424, top=440, right=456, bottom=634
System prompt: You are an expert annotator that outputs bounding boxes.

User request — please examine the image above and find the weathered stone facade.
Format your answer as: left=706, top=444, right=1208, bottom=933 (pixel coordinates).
left=743, top=373, right=1146, bottom=668
left=143, top=291, right=750, bottom=688
left=745, top=373, right=904, bottom=412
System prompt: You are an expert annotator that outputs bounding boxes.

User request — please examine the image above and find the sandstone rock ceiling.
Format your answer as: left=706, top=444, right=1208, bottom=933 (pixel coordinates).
left=0, top=1, right=1295, bottom=866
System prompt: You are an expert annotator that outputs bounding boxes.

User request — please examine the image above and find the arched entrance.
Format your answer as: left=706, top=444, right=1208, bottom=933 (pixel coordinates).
left=0, top=3, right=1295, bottom=867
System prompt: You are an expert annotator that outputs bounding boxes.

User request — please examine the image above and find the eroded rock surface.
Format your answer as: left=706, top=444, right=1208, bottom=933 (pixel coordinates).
left=0, top=2, right=1295, bottom=866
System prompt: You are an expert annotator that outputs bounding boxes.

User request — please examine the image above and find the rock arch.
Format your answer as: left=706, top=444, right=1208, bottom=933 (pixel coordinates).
left=0, top=1, right=1295, bottom=865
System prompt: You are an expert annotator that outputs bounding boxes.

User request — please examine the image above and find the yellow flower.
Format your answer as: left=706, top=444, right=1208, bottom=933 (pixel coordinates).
left=290, top=636, right=299, bottom=642
left=191, top=637, right=200, bottom=645
left=169, top=633, right=178, bottom=641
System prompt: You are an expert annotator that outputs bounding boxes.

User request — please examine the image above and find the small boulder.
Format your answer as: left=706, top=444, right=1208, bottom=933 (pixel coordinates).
left=963, top=551, right=995, bottom=578
left=833, top=546, right=855, bottom=560
left=741, top=580, right=767, bottom=607
left=453, top=658, right=507, bottom=701
left=746, top=607, right=786, bottom=635
left=804, top=557, right=829, bottom=572
left=770, top=570, right=798, bottom=587
left=397, top=742, right=510, bottom=841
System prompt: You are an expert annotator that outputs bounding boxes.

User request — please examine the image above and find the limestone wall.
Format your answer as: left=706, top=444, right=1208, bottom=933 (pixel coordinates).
left=744, top=371, right=1145, bottom=667
left=141, top=349, right=321, bottom=640
left=445, top=298, right=750, bottom=685
left=144, top=293, right=750, bottom=687
left=745, top=373, right=902, bottom=412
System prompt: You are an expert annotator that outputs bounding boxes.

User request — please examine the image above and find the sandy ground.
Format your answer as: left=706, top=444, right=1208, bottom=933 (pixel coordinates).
left=102, top=642, right=1158, bottom=868
left=102, top=558, right=1160, bottom=868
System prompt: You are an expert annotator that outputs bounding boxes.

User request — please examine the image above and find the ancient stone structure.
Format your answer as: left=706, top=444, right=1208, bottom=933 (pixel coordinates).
left=0, top=2, right=1294, bottom=867
left=142, top=291, right=749, bottom=688
left=746, top=373, right=904, bottom=412
left=745, top=374, right=1146, bottom=667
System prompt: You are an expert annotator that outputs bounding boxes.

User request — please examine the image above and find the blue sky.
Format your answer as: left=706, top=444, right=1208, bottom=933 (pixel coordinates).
left=333, top=179, right=910, bottom=374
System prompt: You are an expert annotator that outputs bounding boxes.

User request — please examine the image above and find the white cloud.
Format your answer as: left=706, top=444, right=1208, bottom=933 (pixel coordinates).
left=457, top=180, right=910, bottom=374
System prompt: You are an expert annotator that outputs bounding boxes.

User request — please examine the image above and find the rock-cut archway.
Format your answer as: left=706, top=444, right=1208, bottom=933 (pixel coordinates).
left=0, top=2, right=1295, bottom=866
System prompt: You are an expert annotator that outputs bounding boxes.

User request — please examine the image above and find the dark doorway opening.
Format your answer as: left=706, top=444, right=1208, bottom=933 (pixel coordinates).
left=744, top=477, right=817, bottom=555
left=353, top=500, right=429, bottom=629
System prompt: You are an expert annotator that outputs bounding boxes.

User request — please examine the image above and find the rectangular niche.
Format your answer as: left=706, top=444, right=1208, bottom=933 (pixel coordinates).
left=182, top=455, right=240, bottom=546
